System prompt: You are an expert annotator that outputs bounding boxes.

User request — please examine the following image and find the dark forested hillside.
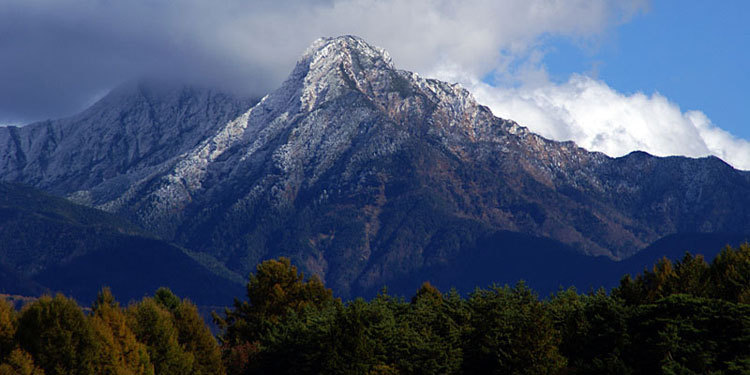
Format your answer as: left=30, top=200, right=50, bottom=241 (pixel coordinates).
left=0, top=182, right=243, bottom=305
left=5, top=245, right=747, bottom=374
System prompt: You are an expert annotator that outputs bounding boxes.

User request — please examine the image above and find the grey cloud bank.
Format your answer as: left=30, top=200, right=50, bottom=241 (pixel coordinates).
left=0, top=0, right=642, bottom=124
left=8, top=0, right=748, bottom=171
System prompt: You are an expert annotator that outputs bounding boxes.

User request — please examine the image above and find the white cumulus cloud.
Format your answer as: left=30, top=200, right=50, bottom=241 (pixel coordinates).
left=452, top=74, right=750, bottom=170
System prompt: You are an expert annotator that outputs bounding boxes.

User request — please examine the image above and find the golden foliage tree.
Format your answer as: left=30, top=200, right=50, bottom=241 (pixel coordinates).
left=0, top=299, right=16, bottom=360
left=173, top=299, right=224, bottom=375
left=0, top=348, right=45, bottom=375
left=90, top=288, right=154, bottom=375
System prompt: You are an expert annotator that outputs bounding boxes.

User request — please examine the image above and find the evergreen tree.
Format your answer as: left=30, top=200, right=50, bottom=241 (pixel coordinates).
left=15, top=295, right=97, bottom=375
left=550, top=289, right=630, bottom=374
left=127, top=298, right=194, bottom=375
left=463, top=283, right=565, bottom=375
left=154, top=288, right=180, bottom=312
left=392, top=282, right=462, bottom=374
left=320, top=298, right=397, bottom=374
left=215, top=257, right=336, bottom=374
left=627, top=294, right=750, bottom=374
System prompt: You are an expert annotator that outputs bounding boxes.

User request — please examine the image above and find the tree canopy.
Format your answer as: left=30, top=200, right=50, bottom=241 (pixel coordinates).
left=1, top=245, right=749, bottom=374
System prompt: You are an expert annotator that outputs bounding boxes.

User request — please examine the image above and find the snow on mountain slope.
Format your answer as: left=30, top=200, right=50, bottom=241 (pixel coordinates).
left=2, top=36, right=749, bottom=297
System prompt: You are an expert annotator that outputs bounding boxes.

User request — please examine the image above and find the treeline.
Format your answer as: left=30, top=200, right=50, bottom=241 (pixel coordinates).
left=0, top=288, right=222, bottom=375
left=215, top=246, right=750, bottom=375
left=2, top=245, right=750, bottom=374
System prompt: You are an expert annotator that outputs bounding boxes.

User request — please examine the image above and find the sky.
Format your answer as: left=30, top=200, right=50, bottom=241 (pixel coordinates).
left=1, top=0, right=749, bottom=169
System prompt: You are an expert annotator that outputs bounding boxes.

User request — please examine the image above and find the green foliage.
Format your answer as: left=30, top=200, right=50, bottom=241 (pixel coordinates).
left=463, top=283, right=566, bottom=375
left=214, top=257, right=336, bottom=348
left=549, top=289, right=631, bottom=375
left=214, top=257, right=338, bottom=374
left=15, top=294, right=97, bottom=375
left=627, top=294, right=750, bottom=374
left=3, top=247, right=750, bottom=375
left=154, top=288, right=181, bottom=312
left=127, top=298, right=194, bottom=375
left=330, top=297, right=404, bottom=374
left=242, top=257, right=334, bottom=322
left=615, top=245, right=750, bottom=305
left=127, top=288, right=225, bottom=375
left=218, top=254, right=750, bottom=375
left=393, top=284, right=463, bottom=374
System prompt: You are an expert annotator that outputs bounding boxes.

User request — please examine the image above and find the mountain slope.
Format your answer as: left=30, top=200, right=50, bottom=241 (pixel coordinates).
left=0, top=82, right=255, bottom=202
left=0, top=182, right=243, bottom=305
left=2, top=36, right=749, bottom=298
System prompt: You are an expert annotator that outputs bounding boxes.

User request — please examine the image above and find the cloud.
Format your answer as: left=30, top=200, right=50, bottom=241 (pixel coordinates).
left=10, top=0, right=747, bottom=172
left=455, top=74, right=750, bottom=170
left=0, top=0, right=645, bottom=124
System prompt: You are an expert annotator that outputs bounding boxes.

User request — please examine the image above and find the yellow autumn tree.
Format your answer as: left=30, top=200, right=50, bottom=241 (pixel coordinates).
left=0, top=298, right=16, bottom=360
left=90, top=288, right=154, bottom=375
left=173, top=299, right=223, bottom=375
left=0, top=348, right=45, bottom=375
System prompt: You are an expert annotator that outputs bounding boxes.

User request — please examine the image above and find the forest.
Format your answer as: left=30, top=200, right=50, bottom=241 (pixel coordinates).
left=1, top=244, right=748, bottom=375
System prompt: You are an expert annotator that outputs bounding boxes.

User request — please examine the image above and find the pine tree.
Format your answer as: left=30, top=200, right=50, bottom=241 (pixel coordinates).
left=463, top=283, right=565, bottom=375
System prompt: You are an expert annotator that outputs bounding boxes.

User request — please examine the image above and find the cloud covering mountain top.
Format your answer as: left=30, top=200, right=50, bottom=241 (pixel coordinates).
left=0, top=0, right=643, bottom=123
left=3, top=0, right=748, bottom=170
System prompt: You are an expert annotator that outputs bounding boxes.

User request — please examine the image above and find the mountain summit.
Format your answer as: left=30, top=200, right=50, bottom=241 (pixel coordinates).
left=2, top=36, right=750, bottom=297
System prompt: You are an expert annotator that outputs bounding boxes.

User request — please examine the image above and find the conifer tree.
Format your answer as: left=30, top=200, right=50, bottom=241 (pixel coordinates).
left=15, top=295, right=97, bottom=375
left=216, top=257, right=335, bottom=346
left=463, top=283, right=565, bottom=375
left=127, top=298, right=194, bottom=375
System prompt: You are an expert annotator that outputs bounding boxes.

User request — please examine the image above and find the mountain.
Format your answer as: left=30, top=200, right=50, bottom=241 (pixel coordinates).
left=2, top=36, right=749, bottom=298
left=0, top=82, right=256, bottom=201
left=0, top=182, right=243, bottom=305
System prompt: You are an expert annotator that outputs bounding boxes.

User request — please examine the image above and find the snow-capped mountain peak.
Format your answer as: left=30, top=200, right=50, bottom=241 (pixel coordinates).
left=2, top=36, right=750, bottom=298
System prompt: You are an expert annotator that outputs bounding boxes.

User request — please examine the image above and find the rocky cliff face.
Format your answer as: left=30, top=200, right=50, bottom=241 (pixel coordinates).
left=2, top=36, right=749, bottom=297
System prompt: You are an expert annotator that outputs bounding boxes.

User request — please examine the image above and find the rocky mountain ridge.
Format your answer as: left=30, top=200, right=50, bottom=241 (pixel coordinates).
left=2, top=36, right=749, bottom=297
left=0, top=81, right=255, bottom=202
